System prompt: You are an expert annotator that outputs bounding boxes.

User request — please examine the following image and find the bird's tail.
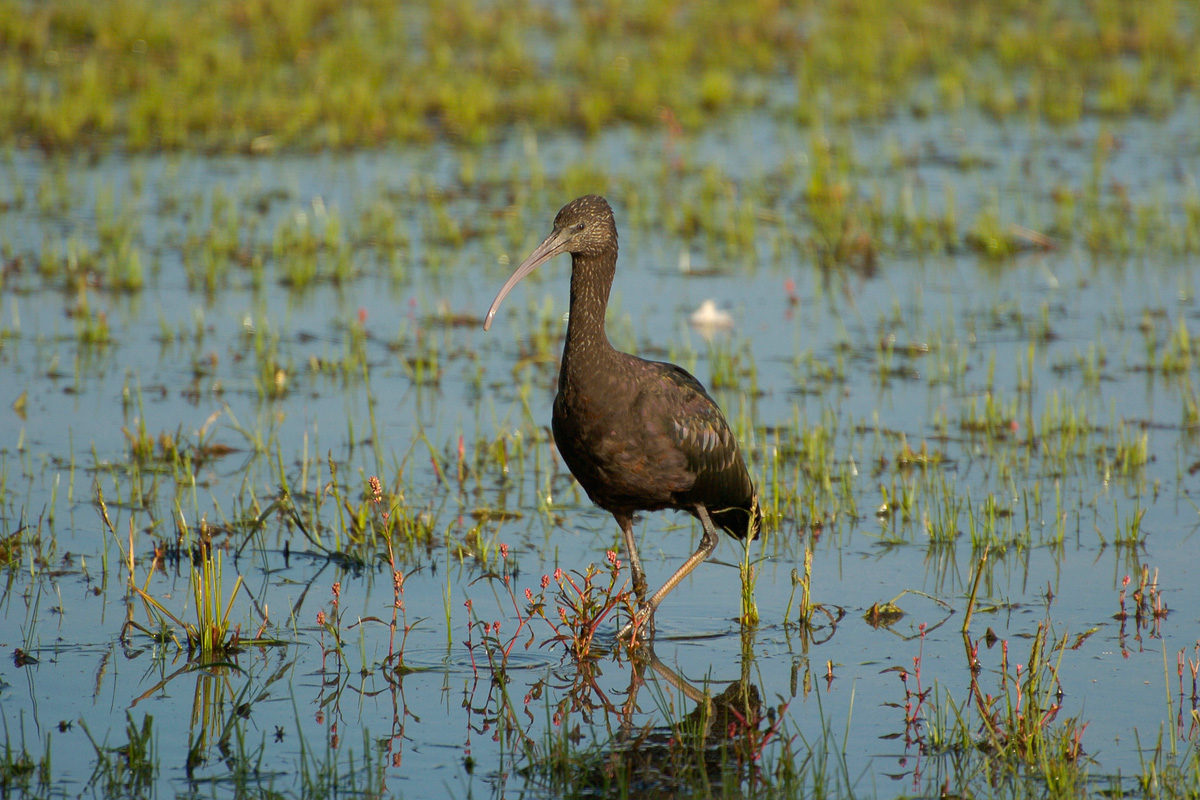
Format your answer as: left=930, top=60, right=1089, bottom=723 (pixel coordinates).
left=712, top=494, right=763, bottom=541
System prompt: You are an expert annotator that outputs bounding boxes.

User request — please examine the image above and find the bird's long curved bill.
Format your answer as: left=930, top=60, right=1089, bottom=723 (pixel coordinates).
left=483, top=229, right=571, bottom=331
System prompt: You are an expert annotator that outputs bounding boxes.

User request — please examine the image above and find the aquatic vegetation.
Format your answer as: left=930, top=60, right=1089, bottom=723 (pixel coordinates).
left=2, top=4, right=1200, bottom=797
left=0, top=0, right=1197, bottom=152
left=105, top=497, right=255, bottom=658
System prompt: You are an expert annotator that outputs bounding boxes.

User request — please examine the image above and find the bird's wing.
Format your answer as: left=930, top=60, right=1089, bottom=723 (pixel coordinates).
left=645, top=361, right=760, bottom=538
left=650, top=362, right=749, bottom=486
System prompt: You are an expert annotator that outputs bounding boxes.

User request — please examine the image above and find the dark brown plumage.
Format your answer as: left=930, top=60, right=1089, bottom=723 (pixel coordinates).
left=485, top=195, right=761, bottom=638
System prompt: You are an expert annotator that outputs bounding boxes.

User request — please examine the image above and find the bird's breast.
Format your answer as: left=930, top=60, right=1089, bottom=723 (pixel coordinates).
left=551, top=384, right=689, bottom=512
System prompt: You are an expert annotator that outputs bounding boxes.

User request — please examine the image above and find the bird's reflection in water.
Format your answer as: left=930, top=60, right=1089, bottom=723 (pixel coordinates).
left=534, top=634, right=782, bottom=798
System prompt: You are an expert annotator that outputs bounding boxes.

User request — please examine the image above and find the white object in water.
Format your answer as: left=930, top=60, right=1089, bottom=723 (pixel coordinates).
left=689, top=299, right=733, bottom=330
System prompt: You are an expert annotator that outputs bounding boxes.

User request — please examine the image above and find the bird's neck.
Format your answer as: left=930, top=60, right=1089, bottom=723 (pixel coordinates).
left=561, top=251, right=619, bottom=382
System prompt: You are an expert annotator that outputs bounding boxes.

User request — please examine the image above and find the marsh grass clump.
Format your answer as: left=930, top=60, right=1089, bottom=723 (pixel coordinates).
left=187, top=544, right=245, bottom=656
left=123, top=540, right=248, bottom=658
left=738, top=546, right=759, bottom=628
left=5, top=1, right=1200, bottom=152
left=121, top=410, right=234, bottom=477
left=0, top=723, right=48, bottom=796
left=706, top=338, right=759, bottom=394
left=100, top=489, right=263, bottom=658
left=0, top=527, right=23, bottom=568
left=70, top=283, right=112, bottom=346
left=897, top=621, right=1090, bottom=793
left=968, top=623, right=1086, bottom=766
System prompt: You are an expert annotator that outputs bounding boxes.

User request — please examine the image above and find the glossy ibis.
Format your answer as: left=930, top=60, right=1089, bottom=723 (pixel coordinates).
left=484, top=195, right=761, bottom=638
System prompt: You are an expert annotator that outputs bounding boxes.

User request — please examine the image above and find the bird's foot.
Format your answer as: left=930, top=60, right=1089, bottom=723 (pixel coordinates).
left=618, top=605, right=656, bottom=644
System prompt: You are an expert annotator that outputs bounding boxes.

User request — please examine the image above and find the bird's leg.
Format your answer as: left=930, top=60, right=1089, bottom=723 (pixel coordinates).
left=616, top=513, right=648, bottom=602
left=618, top=503, right=721, bottom=641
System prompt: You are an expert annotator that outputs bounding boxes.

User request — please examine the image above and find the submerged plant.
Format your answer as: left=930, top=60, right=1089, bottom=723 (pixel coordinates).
left=1115, top=565, right=1170, bottom=655
left=124, top=540, right=246, bottom=658
left=100, top=488, right=260, bottom=659
left=738, top=551, right=759, bottom=628
left=189, top=545, right=244, bottom=656
left=543, top=554, right=633, bottom=661
left=784, top=543, right=844, bottom=642
left=461, top=545, right=634, bottom=667
left=955, top=622, right=1088, bottom=769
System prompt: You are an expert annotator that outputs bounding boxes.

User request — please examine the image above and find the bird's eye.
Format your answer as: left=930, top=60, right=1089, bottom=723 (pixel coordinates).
left=574, top=222, right=586, bottom=232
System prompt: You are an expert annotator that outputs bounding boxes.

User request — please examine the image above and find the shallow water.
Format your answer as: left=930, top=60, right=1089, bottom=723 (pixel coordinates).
left=2, top=106, right=1200, bottom=797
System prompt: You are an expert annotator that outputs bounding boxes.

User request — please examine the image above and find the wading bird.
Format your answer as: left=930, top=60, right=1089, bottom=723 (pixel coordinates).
left=484, top=195, right=761, bottom=639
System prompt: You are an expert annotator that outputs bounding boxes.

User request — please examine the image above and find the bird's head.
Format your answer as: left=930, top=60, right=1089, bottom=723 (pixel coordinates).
left=550, top=195, right=617, bottom=259
left=484, top=195, right=617, bottom=331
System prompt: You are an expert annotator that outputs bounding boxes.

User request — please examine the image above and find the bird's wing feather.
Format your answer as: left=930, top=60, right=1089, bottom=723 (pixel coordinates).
left=643, top=362, right=756, bottom=531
